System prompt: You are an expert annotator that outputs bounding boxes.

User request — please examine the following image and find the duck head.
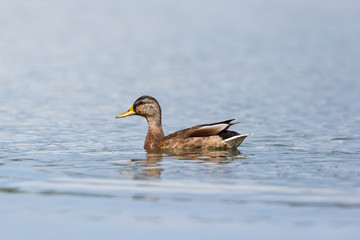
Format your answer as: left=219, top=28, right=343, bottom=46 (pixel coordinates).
left=116, top=95, right=162, bottom=119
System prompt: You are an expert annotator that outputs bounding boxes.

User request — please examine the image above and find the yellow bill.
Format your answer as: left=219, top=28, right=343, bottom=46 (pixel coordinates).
left=116, top=105, right=136, bottom=118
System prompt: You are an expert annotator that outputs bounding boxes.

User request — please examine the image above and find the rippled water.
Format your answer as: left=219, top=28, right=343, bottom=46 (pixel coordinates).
left=1, top=0, right=360, bottom=239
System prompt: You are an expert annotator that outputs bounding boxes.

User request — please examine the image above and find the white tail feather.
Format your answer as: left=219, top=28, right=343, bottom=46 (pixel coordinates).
left=223, top=134, right=251, bottom=148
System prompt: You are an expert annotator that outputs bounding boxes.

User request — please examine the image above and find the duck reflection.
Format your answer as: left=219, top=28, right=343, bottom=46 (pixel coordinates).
left=130, top=148, right=244, bottom=180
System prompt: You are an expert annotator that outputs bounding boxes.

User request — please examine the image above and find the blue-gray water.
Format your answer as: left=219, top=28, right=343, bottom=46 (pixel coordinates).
left=1, top=0, right=360, bottom=239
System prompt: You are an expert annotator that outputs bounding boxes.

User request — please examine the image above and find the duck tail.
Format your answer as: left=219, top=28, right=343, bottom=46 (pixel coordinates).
left=223, top=134, right=251, bottom=148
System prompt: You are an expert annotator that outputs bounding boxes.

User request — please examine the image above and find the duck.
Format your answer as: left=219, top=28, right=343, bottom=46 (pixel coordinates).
left=116, top=95, right=250, bottom=150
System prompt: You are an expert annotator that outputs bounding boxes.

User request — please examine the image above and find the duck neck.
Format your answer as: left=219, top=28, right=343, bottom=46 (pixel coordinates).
left=144, top=115, right=164, bottom=149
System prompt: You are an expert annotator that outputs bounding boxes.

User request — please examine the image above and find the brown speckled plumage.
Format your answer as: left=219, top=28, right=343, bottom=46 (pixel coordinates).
left=116, top=95, right=249, bottom=150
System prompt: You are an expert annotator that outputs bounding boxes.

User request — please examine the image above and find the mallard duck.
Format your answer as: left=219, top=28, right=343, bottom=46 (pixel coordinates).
left=116, top=96, right=250, bottom=150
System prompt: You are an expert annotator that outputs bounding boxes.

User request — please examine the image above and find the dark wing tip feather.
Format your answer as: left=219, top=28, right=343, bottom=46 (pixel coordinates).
left=196, top=119, right=235, bottom=127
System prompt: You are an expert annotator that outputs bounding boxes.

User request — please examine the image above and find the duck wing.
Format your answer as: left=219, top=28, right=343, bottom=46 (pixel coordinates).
left=164, top=119, right=240, bottom=139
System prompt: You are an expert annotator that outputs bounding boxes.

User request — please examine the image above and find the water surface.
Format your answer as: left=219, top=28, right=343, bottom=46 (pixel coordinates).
left=1, top=0, right=360, bottom=239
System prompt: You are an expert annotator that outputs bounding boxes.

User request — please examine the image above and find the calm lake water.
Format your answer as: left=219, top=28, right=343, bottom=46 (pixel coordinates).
left=1, top=0, right=360, bottom=239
